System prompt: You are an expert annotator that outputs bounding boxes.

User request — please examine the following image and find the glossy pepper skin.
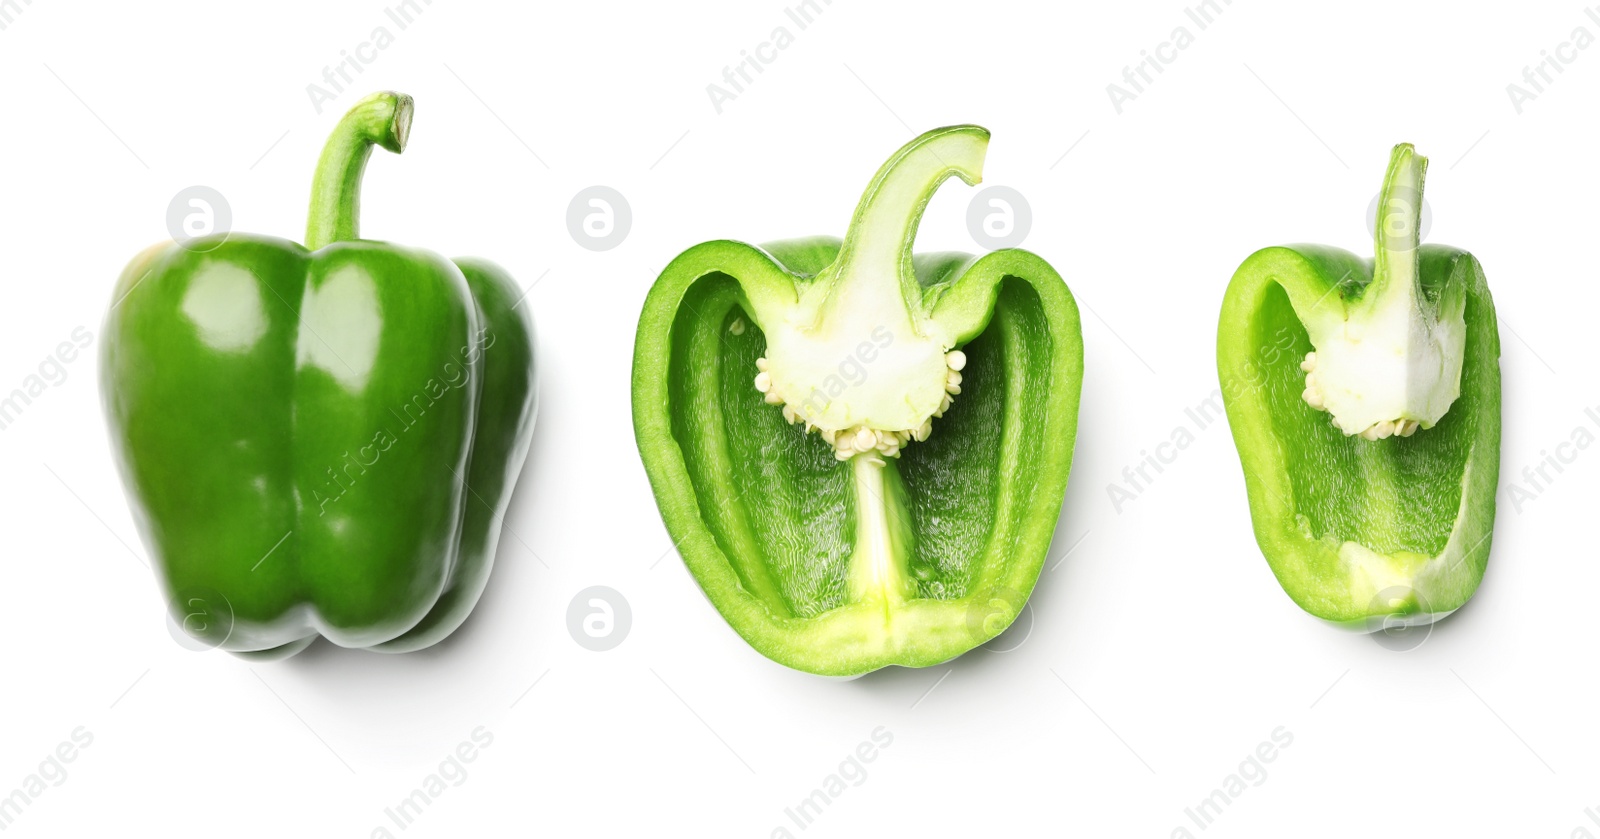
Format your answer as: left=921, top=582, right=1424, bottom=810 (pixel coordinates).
left=101, top=92, right=537, bottom=659
left=633, top=126, right=1083, bottom=676
left=1217, top=144, right=1499, bottom=628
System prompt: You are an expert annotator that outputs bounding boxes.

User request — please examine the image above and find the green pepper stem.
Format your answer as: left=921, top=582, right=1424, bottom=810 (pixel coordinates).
left=304, top=91, right=414, bottom=251
left=821, top=126, right=989, bottom=329
left=1367, top=143, right=1425, bottom=315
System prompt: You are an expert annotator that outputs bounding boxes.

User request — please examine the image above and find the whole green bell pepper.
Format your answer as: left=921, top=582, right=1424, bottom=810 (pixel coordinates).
left=1217, top=144, right=1500, bottom=628
left=632, top=126, right=1083, bottom=676
left=101, top=92, right=538, bottom=659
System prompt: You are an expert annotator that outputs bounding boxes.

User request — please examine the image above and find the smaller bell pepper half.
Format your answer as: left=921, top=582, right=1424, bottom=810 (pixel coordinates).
left=1217, top=143, right=1500, bottom=629
left=633, top=126, right=1083, bottom=676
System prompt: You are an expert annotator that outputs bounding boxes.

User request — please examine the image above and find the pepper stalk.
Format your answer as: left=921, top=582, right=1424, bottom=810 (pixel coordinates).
left=1297, top=144, right=1467, bottom=439
left=305, top=91, right=414, bottom=251
left=741, top=126, right=990, bottom=609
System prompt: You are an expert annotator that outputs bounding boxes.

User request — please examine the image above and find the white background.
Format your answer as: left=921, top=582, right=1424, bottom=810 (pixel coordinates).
left=0, top=0, right=1594, bottom=836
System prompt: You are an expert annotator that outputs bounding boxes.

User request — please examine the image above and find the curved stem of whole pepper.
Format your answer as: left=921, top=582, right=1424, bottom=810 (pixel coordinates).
left=304, top=91, right=414, bottom=251
left=813, top=125, right=989, bottom=333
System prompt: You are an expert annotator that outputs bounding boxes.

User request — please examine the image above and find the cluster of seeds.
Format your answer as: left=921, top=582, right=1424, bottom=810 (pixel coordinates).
left=1354, top=418, right=1420, bottom=440
left=1299, top=351, right=1420, bottom=440
left=753, top=350, right=968, bottom=462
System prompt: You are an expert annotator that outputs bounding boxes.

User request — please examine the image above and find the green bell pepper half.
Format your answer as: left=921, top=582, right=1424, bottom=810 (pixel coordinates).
left=101, top=92, right=538, bottom=659
left=632, top=126, right=1083, bottom=675
left=1217, top=144, right=1500, bottom=627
